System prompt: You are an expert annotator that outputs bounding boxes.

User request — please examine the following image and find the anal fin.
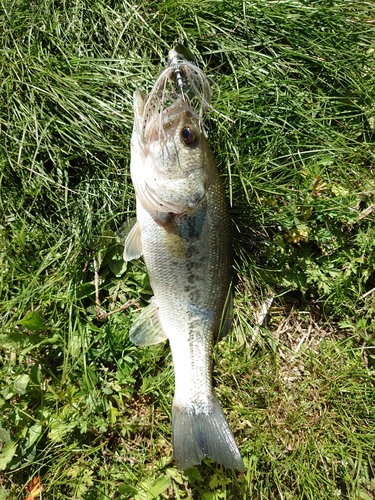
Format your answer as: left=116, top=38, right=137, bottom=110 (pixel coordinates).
left=129, top=297, right=167, bottom=346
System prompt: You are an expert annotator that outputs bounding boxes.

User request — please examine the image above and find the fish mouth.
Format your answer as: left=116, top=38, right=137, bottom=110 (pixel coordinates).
left=131, top=59, right=212, bottom=215
left=140, top=58, right=212, bottom=143
left=143, top=98, right=198, bottom=146
left=131, top=94, right=208, bottom=216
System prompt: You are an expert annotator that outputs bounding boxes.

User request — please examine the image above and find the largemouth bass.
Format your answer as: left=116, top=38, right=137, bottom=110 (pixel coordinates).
left=124, top=47, right=244, bottom=471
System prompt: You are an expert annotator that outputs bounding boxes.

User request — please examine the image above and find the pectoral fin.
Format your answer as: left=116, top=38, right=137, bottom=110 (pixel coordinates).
left=123, top=221, right=143, bottom=261
left=129, top=297, right=167, bottom=346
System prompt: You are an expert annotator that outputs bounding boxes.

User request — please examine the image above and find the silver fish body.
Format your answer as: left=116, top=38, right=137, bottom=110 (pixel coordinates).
left=124, top=58, right=244, bottom=471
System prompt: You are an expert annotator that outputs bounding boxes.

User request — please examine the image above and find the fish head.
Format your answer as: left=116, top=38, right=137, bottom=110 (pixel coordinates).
left=130, top=89, right=210, bottom=216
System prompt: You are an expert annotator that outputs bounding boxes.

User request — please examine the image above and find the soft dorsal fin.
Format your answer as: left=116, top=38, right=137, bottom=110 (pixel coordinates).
left=129, top=297, right=168, bottom=346
left=217, top=284, right=233, bottom=340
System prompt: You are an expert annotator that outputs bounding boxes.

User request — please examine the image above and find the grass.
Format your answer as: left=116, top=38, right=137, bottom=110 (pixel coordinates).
left=0, top=0, right=375, bottom=498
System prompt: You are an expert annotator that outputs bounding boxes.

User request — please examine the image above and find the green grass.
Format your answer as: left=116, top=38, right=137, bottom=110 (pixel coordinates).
left=1, top=0, right=375, bottom=498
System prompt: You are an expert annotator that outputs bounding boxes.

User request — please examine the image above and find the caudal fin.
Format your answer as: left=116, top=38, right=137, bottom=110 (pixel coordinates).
left=172, top=395, right=244, bottom=471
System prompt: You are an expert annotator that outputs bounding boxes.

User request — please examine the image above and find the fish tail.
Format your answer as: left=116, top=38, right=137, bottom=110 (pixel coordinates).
left=172, top=395, right=244, bottom=471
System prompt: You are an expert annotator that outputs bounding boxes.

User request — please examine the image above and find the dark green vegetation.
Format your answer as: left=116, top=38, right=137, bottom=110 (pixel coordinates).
left=1, top=0, right=374, bottom=498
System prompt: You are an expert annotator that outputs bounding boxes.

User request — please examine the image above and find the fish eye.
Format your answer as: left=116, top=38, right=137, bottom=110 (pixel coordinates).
left=181, top=126, right=197, bottom=145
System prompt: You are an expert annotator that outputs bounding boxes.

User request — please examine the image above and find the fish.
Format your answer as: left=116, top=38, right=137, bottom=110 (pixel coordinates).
left=123, top=45, right=244, bottom=471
